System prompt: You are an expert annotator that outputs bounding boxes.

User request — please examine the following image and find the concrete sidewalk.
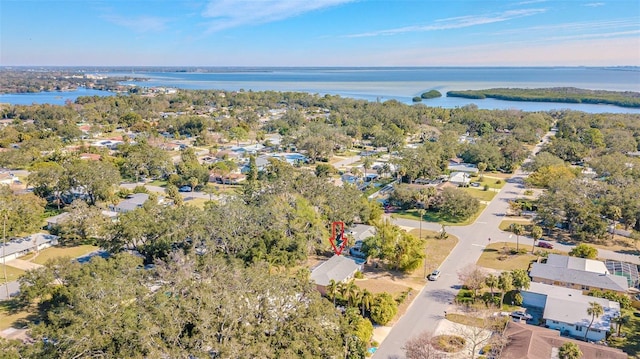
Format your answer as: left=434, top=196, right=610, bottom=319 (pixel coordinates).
left=5, top=259, right=44, bottom=271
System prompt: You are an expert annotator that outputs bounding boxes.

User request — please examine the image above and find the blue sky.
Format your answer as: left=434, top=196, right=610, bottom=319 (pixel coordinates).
left=1, top=0, right=639, bottom=66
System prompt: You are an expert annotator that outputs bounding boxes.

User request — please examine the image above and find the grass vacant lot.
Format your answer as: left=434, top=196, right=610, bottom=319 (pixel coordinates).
left=0, top=265, right=25, bottom=285
left=395, top=204, right=486, bottom=226
left=31, top=245, right=99, bottom=265
left=411, top=229, right=459, bottom=279
left=476, top=242, right=564, bottom=271
left=462, top=187, right=497, bottom=202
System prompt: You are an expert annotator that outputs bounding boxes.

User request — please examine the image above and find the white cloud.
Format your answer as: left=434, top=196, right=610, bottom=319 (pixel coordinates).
left=346, top=8, right=547, bottom=38
left=101, top=14, right=170, bottom=33
left=584, top=2, right=605, bottom=7
left=492, top=18, right=639, bottom=36
left=201, top=0, right=353, bottom=32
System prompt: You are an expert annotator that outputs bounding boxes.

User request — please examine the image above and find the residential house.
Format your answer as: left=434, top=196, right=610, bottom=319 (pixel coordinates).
left=521, top=282, right=620, bottom=342
left=448, top=171, right=471, bottom=186
left=110, top=193, right=151, bottom=213
left=310, top=255, right=362, bottom=295
left=447, top=161, right=479, bottom=174
left=501, top=321, right=627, bottom=359
left=0, top=234, right=59, bottom=262
left=46, top=212, right=71, bottom=230
left=529, top=254, right=629, bottom=293
left=209, top=172, right=246, bottom=185
left=347, top=224, right=376, bottom=258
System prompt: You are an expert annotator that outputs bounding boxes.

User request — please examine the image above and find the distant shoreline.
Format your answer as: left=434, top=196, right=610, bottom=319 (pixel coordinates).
left=446, top=87, right=640, bottom=109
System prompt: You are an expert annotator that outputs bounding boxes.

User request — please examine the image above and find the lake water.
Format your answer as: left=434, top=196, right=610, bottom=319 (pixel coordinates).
left=3, top=68, right=640, bottom=113
left=0, top=87, right=115, bottom=106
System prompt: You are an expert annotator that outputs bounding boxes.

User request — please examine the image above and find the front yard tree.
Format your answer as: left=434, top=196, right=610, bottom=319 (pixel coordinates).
left=57, top=200, right=110, bottom=245
left=498, top=271, right=514, bottom=306
left=403, top=331, right=438, bottom=359
left=436, top=187, right=480, bottom=221
left=66, top=160, right=121, bottom=205
left=510, top=269, right=531, bottom=291
left=370, top=292, right=397, bottom=325
left=458, top=265, right=487, bottom=298
left=0, top=186, right=46, bottom=237
left=510, top=223, right=524, bottom=252
left=530, top=225, right=543, bottom=253
left=569, top=243, right=598, bottom=259
left=485, top=274, right=498, bottom=295
left=27, top=161, right=66, bottom=209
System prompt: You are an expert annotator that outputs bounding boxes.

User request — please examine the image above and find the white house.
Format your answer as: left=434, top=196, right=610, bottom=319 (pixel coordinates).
left=0, top=234, right=59, bottom=262
left=448, top=171, right=470, bottom=186
left=110, top=193, right=151, bottom=213
left=521, top=282, right=620, bottom=342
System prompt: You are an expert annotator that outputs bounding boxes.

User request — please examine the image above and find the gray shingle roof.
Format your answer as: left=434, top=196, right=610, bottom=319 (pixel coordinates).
left=530, top=255, right=629, bottom=292
left=310, top=255, right=362, bottom=287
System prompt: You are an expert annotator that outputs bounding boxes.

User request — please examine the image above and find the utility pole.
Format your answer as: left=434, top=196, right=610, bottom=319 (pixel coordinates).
left=3, top=211, right=8, bottom=297
left=420, top=208, right=427, bottom=280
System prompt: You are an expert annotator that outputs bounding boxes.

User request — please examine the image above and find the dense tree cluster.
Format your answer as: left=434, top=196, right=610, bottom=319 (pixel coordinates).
left=530, top=111, right=640, bottom=240
left=448, top=87, right=640, bottom=108
left=12, top=253, right=347, bottom=358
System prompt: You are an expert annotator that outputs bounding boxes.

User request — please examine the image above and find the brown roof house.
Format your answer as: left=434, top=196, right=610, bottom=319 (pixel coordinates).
left=501, top=321, right=626, bottom=359
left=310, top=255, right=362, bottom=296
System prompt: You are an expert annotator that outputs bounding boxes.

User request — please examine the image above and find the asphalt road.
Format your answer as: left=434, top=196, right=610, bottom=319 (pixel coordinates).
left=120, top=182, right=219, bottom=201
left=373, top=128, right=581, bottom=358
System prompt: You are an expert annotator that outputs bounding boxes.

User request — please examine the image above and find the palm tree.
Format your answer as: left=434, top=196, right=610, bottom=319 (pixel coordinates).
left=498, top=272, right=513, bottom=307
left=362, top=156, right=373, bottom=179
left=477, top=162, right=487, bottom=181
left=485, top=274, right=498, bottom=295
left=360, top=289, right=373, bottom=317
left=558, top=342, right=582, bottom=359
left=342, top=279, right=358, bottom=307
left=510, top=223, right=524, bottom=252
left=613, top=314, right=630, bottom=336
left=327, top=279, right=339, bottom=306
left=584, top=301, right=604, bottom=341
left=530, top=225, right=543, bottom=253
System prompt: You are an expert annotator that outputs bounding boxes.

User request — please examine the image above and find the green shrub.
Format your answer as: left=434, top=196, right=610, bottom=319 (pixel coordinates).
left=483, top=184, right=489, bottom=191
left=495, top=180, right=502, bottom=184
left=354, top=270, right=364, bottom=279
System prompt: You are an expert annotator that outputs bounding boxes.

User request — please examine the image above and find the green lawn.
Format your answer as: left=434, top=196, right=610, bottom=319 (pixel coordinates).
left=31, top=245, right=99, bottom=265
left=472, top=176, right=507, bottom=190
left=0, top=299, right=32, bottom=330
left=148, top=179, right=167, bottom=187
left=184, top=197, right=212, bottom=209
left=462, top=187, right=497, bottom=202
left=0, top=265, right=25, bottom=285
left=394, top=204, right=486, bottom=226
left=499, top=219, right=533, bottom=231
